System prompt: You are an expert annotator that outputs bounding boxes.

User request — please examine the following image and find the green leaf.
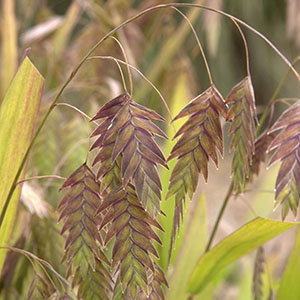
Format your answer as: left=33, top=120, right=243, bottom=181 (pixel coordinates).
left=187, top=217, right=298, bottom=295
left=158, top=72, right=190, bottom=269
left=0, top=0, right=17, bottom=98
left=166, top=194, right=206, bottom=300
left=0, top=57, right=44, bottom=272
left=276, top=225, right=300, bottom=300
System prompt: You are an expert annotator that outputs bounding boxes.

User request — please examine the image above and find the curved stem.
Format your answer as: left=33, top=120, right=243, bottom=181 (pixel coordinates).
left=16, top=175, right=66, bottom=185
left=88, top=55, right=173, bottom=122
left=231, top=18, right=250, bottom=77
left=256, top=56, right=300, bottom=136
left=172, top=6, right=213, bottom=85
left=2, top=2, right=299, bottom=230
left=205, top=182, right=233, bottom=252
left=110, top=36, right=133, bottom=96
left=55, top=103, right=97, bottom=124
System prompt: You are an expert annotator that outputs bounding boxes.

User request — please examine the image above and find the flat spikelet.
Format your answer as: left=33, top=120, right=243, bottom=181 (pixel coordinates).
left=91, top=93, right=167, bottom=217
left=267, top=100, right=300, bottom=219
left=96, top=184, right=166, bottom=300
left=226, top=76, right=256, bottom=193
left=167, top=85, right=227, bottom=242
left=58, top=164, right=112, bottom=299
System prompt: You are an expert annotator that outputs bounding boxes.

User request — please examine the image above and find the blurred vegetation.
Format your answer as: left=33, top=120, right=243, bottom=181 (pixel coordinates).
left=1, top=0, right=300, bottom=299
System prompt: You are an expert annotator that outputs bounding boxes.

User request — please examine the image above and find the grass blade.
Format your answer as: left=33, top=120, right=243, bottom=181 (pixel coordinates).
left=0, top=0, right=17, bottom=99
left=166, top=194, right=206, bottom=300
left=187, top=217, right=298, bottom=295
left=276, top=225, right=300, bottom=300
left=0, top=57, right=44, bottom=272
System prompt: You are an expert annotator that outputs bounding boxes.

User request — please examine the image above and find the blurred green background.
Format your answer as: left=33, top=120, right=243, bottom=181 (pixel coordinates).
left=1, top=0, right=300, bottom=299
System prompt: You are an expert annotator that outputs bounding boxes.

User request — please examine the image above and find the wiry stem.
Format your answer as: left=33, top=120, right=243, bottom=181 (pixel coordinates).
left=1, top=2, right=299, bottom=230
left=172, top=6, right=214, bottom=85
left=88, top=55, right=174, bottom=120
left=256, top=56, right=300, bottom=136
left=16, top=175, right=66, bottom=185
left=231, top=18, right=250, bottom=77
left=110, top=36, right=134, bottom=96
left=205, top=182, right=234, bottom=252
left=55, top=103, right=96, bottom=123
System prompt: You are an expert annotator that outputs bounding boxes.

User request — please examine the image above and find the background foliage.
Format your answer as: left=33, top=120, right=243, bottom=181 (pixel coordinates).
left=1, top=0, right=300, bottom=299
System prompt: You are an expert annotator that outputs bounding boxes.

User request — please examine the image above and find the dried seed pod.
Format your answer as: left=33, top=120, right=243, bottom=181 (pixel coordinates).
left=167, top=85, right=227, bottom=246
left=267, top=100, right=300, bottom=219
left=91, top=93, right=167, bottom=217
left=226, top=76, right=256, bottom=194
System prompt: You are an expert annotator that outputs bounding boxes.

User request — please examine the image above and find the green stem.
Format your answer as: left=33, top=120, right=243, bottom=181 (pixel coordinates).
left=1, top=3, right=299, bottom=229
left=205, top=182, right=234, bottom=252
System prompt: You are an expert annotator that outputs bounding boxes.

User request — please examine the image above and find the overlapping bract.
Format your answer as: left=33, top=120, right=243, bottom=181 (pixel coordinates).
left=27, top=273, right=55, bottom=300
left=141, top=263, right=168, bottom=300
left=167, top=85, right=227, bottom=240
left=267, top=100, right=300, bottom=219
left=90, top=93, right=167, bottom=217
left=57, top=164, right=113, bottom=300
left=96, top=184, right=166, bottom=299
left=248, top=133, right=274, bottom=182
left=226, top=76, right=256, bottom=193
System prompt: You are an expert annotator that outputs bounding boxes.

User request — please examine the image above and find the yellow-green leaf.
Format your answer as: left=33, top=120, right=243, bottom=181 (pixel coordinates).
left=276, top=225, right=300, bottom=300
left=166, top=194, right=206, bottom=300
left=187, top=217, right=298, bottom=295
left=0, top=57, right=44, bottom=271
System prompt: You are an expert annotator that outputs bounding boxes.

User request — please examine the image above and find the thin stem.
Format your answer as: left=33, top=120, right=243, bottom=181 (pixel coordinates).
left=55, top=102, right=98, bottom=124
left=2, top=2, right=299, bottom=230
left=205, top=182, right=234, bottom=252
left=231, top=18, right=250, bottom=77
left=16, top=175, right=66, bottom=185
left=88, top=55, right=174, bottom=122
left=113, top=57, right=128, bottom=93
left=110, top=36, right=133, bottom=96
left=256, top=56, right=300, bottom=136
left=172, top=6, right=213, bottom=85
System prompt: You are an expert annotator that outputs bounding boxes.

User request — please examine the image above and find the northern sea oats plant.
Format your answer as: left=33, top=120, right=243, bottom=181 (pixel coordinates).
left=1, top=2, right=300, bottom=300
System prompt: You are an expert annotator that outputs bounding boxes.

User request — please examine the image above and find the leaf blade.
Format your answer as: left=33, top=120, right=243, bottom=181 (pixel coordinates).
left=0, top=57, right=44, bottom=272
left=187, top=217, right=297, bottom=295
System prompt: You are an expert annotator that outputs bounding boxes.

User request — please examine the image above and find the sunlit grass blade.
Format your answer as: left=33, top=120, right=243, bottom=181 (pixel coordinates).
left=166, top=194, right=206, bottom=300
left=187, top=217, right=297, bottom=296
left=276, top=226, right=300, bottom=300
left=0, top=57, right=44, bottom=272
left=158, top=72, right=189, bottom=269
left=0, top=0, right=17, bottom=98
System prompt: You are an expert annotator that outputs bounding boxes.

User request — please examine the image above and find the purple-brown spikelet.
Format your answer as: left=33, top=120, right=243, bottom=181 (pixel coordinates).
left=167, top=85, right=227, bottom=250
left=226, top=76, right=256, bottom=194
left=267, top=100, right=300, bottom=219
left=90, top=93, right=168, bottom=217
left=57, top=163, right=113, bottom=300
left=96, top=184, right=166, bottom=299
